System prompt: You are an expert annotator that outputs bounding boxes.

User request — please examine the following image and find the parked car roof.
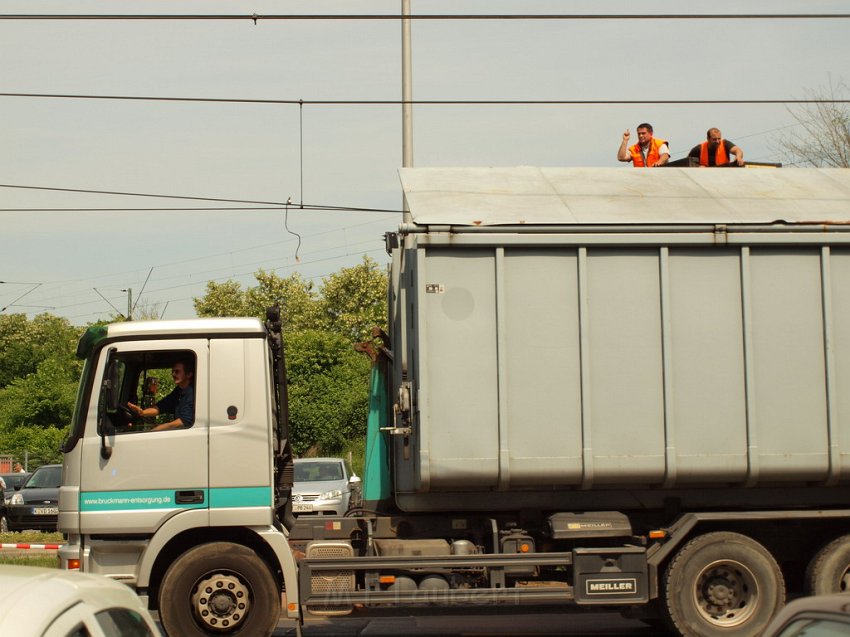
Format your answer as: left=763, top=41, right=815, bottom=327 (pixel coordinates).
left=761, top=593, right=850, bottom=636
left=0, top=565, right=159, bottom=636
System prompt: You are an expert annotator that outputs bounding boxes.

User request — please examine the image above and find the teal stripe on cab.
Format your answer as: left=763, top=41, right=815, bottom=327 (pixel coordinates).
left=209, top=486, right=272, bottom=508
left=80, top=487, right=272, bottom=511
left=80, top=489, right=202, bottom=512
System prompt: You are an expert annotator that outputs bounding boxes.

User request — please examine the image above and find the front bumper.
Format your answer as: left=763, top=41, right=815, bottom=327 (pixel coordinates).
left=6, top=503, right=59, bottom=531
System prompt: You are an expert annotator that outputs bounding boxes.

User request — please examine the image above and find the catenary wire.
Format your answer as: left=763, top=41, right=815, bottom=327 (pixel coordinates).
left=1, top=13, right=849, bottom=21
left=1, top=92, right=849, bottom=106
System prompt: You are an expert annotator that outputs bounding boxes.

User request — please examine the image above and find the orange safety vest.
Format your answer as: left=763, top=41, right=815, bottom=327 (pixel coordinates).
left=629, top=137, right=668, bottom=167
left=699, top=140, right=730, bottom=167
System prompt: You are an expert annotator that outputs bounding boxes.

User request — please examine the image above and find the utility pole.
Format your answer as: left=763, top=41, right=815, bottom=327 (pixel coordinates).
left=121, top=288, right=132, bottom=321
left=401, top=0, right=413, bottom=223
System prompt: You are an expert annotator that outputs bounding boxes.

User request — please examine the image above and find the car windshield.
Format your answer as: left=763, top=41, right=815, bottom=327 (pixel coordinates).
left=294, top=462, right=343, bottom=482
left=25, top=466, right=62, bottom=489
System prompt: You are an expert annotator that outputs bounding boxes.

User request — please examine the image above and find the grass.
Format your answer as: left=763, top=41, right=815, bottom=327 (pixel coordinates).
left=0, top=531, right=65, bottom=568
left=0, top=554, right=59, bottom=568
left=0, top=530, right=64, bottom=544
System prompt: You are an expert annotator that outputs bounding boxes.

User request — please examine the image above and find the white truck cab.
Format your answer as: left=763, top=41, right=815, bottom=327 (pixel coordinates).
left=59, top=315, right=299, bottom=637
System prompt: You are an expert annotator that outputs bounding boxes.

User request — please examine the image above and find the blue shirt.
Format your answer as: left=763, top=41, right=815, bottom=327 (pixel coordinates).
left=156, top=384, right=195, bottom=427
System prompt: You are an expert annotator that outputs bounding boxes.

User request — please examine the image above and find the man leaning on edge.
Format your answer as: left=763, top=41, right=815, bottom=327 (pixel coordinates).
left=688, top=127, right=745, bottom=167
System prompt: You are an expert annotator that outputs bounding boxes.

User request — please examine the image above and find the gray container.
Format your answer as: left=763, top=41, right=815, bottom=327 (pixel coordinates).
left=389, top=168, right=850, bottom=512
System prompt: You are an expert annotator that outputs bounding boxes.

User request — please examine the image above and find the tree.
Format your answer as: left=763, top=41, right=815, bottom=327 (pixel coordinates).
left=0, top=313, right=81, bottom=464
left=194, top=270, right=320, bottom=331
left=777, top=79, right=850, bottom=168
left=319, top=256, right=388, bottom=341
left=0, top=313, right=81, bottom=388
left=0, top=357, right=80, bottom=431
left=0, top=424, right=67, bottom=467
left=284, top=329, right=371, bottom=456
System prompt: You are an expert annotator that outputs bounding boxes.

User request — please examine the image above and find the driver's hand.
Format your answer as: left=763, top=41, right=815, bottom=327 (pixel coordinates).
left=127, top=402, right=142, bottom=417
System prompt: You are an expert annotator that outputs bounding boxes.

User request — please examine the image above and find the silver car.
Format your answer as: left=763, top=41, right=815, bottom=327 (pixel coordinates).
left=292, top=457, right=360, bottom=516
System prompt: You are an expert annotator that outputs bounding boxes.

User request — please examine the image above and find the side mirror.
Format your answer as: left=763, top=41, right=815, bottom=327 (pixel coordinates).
left=104, top=360, right=121, bottom=411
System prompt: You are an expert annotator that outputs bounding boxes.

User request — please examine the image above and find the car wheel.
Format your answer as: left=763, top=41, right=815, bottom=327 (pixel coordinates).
left=158, top=541, right=280, bottom=637
left=806, top=534, right=850, bottom=595
left=0, top=515, right=8, bottom=533
left=663, top=531, right=785, bottom=637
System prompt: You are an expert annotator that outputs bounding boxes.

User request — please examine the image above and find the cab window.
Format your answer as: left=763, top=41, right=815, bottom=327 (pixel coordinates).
left=99, top=350, right=197, bottom=434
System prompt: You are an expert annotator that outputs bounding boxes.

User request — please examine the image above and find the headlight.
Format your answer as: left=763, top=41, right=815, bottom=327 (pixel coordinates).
left=10, top=493, right=23, bottom=505
left=319, top=489, right=343, bottom=501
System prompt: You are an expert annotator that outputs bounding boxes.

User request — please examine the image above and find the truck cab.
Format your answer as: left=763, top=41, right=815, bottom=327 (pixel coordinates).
left=58, top=317, right=299, bottom=636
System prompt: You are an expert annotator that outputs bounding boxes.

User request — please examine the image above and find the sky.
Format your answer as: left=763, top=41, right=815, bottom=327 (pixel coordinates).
left=1, top=1, right=848, bottom=325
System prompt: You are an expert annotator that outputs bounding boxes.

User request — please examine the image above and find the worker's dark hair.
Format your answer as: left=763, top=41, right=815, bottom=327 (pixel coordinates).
left=637, top=123, right=653, bottom=133
left=175, top=357, right=195, bottom=377
left=706, top=127, right=721, bottom=139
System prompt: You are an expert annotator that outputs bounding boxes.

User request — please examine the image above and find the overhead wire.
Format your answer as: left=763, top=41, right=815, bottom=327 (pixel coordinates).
left=1, top=92, right=848, bottom=106
left=1, top=13, right=849, bottom=21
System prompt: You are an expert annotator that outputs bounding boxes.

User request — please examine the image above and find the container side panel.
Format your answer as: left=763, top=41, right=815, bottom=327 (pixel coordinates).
left=421, top=248, right=499, bottom=487
left=503, top=249, right=583, bottom=486
left=830, top=248, right=850, bottom=479
left=586, top=249, right=665, bottom=484
left=668, top=249, right=748, bottom=482
left=750, top=249, right=828, bottom=480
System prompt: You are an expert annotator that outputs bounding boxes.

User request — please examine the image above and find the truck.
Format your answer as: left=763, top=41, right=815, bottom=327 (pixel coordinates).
left=59, top=167, right=850, bottom=637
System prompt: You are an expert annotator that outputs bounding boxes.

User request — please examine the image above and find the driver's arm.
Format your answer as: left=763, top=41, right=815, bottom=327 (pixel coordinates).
left=127, top=402, right=159, bottom=418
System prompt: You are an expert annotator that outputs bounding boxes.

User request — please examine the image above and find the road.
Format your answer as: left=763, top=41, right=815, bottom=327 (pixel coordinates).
left=267, top=611, right=670, bottom=636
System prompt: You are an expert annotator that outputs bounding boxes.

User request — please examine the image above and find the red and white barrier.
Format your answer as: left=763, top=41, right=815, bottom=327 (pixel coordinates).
left=0, top=543, right=63, bottom=550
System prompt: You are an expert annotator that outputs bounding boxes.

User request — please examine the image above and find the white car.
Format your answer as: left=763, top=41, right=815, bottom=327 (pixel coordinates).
left=0, top=565, right=160, bottom=637
left=761, top=593, right=850, bottom=636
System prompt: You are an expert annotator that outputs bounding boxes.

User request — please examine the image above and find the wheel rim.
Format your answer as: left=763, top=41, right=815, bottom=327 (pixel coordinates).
left=190, top=571, right=252, bottom=632
left=693, top=558, right=760, bottom=627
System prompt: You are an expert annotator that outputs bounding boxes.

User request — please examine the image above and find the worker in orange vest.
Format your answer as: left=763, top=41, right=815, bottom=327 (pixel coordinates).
left=617, top=123, right=670, bottom=167
left=688, top=128, right=745, bottom=167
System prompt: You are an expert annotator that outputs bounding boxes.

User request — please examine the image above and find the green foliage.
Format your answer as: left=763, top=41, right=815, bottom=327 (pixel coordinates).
left=0, top=313, right=80, bottom=464
left=194, top=270, right=321, bottom=331
left=0, top=424, right=67, bottom=467
left=193, top=280, right=250, bottom=318
left=0, top=314, right=81, bottom=388
left=284, top=330, right=371, bottom=456
left=319, top=256, right=388, bottom=340
left=0, top=358, right=80, bottom=432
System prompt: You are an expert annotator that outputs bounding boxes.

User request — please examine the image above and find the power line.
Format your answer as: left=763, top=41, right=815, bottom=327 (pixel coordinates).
left=0, top=183, right=403, bottom=214
left=1, top=13, right=849, bottom=21
left=1, top=92, right=849, bottom=106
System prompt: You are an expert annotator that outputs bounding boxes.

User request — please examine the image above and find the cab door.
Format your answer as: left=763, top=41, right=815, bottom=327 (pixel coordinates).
left=78, top=339, right=209, bottom=535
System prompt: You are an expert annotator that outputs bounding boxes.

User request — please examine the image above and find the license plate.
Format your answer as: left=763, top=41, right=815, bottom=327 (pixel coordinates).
left=292, top=503, right=313, bottom=513
left=33, top=507, right=58, bottom=515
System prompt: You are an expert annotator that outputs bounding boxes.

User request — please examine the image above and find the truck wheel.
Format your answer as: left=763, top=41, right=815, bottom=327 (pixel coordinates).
left=806, top=534, right=850, bottom=595
left=158, top=542, right=280, bottom=637
left=663, top=531, right=784, bottom=637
